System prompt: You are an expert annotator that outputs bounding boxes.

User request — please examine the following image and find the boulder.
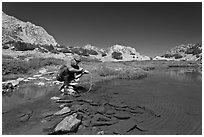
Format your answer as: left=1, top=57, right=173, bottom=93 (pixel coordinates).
left=54, top=107, right=71, bottom=116
left=54, top=113, right=81, bottom=133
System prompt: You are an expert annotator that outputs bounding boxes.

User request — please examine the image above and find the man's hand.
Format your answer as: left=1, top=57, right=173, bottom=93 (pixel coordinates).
left=83, top=70, right=89, bottom=74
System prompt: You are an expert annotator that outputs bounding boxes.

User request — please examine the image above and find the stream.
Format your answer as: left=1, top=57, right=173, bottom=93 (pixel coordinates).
left=2, top=68, right=202, bottom=134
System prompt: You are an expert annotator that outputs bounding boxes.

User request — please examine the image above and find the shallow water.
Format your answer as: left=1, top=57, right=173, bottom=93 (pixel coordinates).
left=2, top=85, right=49, bottom=113
left=96, top=68, right=202, bottom=134
left=2, top=68, right=202, bottom=134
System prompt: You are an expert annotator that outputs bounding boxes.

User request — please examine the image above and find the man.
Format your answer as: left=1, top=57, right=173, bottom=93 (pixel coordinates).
left=57, top=54, right=88, bottom=91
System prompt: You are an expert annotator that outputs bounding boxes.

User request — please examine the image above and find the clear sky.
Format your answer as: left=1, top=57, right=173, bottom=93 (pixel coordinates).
left=2, top=2, right=202, bottom=57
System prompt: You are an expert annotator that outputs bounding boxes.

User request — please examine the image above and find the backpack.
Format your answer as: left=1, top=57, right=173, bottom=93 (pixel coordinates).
left=56, top=65, right=68, bottom=82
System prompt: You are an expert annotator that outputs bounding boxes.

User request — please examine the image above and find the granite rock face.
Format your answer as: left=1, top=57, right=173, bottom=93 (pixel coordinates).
left=2, top=12, right=57, bottom=47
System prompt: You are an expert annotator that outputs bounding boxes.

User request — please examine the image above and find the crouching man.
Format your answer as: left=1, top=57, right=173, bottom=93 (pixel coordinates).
left=56, top=55, right=89, bottom=94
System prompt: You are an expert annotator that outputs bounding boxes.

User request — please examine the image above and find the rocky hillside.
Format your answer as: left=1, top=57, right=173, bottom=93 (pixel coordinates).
left=2, top=12, right=57, bottom=48
left=2, top=12, right=151, bottom=62
left=55, top=44, right=150, bottom=62
left=153, top=43, right=202, bottom=61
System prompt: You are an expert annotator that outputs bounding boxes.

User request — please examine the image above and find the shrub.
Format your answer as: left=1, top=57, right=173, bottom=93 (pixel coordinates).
left=101, top=52, right=107, bottom=57
left=68, top=47, right=99, bottom=56
left=14, top=41, right=36, bottom=51
left=185, top=44, right=202, bottom=55
left=50, top=49, right=59, bottom=54
left=112, top=52, right=123, bottom=60
left=162, top=53, right=172, bottom=58
left=2, top=59, right=29, bottom=75
left=2, top=55, right=14, bottom=60
left=174, top=53, right=183, bottom=59
left=28, top=58, right=64, bottom=69
left=2, top=57, right=64, bottom=75
left=87, top=49, right=98, bottom=55
left=37, top=47, right=48, bottom=53
left=3, top=44, right=10, bottom=49
left=17, top=55, right=27, bottom=60
left=61, top=48, right=72, bottom=53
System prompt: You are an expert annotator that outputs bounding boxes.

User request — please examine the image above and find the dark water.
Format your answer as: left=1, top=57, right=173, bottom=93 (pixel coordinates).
left=2, top=68, right=202, bottom=134
left=97, top=68, right=202, bottom=134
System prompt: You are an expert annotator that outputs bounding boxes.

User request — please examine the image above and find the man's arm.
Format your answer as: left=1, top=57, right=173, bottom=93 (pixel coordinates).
left=67, top=66, right=83, bottom=73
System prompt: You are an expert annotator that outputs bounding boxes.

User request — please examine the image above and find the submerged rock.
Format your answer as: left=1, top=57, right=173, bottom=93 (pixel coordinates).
left=20, top=114, right=30, bottom=122
left=97, top=130, right=105, bottom=135
left=91, top=121, right=118, bottom=127
left=54, top=113, right=81, bottom=133
left=109, top=118, right=138, bottom=134
left=41, top=111, right=55, bottom=118
left=113, top=111, right=131, bottom=119
left=92, top=113, right=112, bottom=122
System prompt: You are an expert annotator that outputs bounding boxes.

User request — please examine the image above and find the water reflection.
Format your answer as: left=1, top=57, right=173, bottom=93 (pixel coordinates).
left=2, top=85, right=48, bottom=112
left=161, top=69, right=202, bottom=83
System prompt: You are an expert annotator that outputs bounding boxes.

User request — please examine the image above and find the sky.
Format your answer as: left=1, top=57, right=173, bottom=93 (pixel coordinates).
left=2, top=2, right=202, bottom=57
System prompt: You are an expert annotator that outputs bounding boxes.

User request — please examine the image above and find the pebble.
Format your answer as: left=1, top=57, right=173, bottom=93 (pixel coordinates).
left=50, top=96, right=61, bottom=100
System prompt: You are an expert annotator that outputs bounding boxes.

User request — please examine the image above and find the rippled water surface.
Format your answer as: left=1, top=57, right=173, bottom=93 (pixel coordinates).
left=98, top=68, right=202, bottom=134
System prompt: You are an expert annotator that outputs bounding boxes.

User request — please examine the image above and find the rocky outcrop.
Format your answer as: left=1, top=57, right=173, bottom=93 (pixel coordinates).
left=2, top=12, right=57, bottom=48
left=153, top=43, right=202, bottom=61
left=101, top=44, right=150, bottom=62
